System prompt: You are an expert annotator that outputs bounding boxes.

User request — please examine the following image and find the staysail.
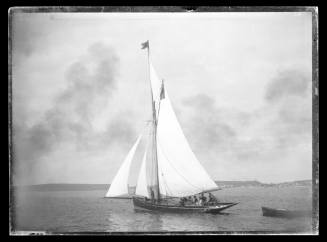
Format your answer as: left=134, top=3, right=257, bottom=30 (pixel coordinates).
left=156, top=90, right=219, bottom=197
left=105, top=134, right=142, bottom=197
left=135, top=139, right=149, bottom=198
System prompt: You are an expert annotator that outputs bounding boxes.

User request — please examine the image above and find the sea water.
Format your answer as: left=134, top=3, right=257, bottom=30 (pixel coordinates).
left=12, top=186, right=313, bottom=233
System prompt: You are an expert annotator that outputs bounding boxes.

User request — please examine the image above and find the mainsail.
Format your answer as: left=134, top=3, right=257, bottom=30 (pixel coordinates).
left=105, top=134, right=142, bottom=197
left=156, top=91, right=219, bottom=197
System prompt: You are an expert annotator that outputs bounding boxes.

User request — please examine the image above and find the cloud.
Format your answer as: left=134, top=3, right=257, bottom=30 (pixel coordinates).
left=265, top=72, right=312, bottom=157
left=244, top=69, right=312, bottom=160
left=182, top=94, right=215, bottom=109
left=100, top=113, right=136, bottom=148
left=181, top=94, right=237, bottom=152
left=13, top=43, right=136, bottom=184
left=265, top=70, right=311, bottom=102
left=179, top=68, right=311, bottom=169
left=11, top=13, right=55, bottom=59
left=12, top=122, right=56, bottom=183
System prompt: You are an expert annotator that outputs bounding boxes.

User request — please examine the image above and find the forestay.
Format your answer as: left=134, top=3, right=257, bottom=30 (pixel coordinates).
left=156, top=90, right=219, bottom=197
left=105, top=134, right=142, bottom=197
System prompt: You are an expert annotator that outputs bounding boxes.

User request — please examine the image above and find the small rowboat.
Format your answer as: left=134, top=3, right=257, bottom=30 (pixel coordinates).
left=262, top=206, right=312, bottom=218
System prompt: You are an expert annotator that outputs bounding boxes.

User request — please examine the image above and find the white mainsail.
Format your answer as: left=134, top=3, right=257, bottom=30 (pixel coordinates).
left=135, top=149, right=149, bottom=198
left=156, top=91, right=219, bottom=197
left=105, top=134, right=142, bottom=197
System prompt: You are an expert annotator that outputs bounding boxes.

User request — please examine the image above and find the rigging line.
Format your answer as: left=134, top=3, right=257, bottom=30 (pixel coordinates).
left=162, top=174, right=173, bottom=198
left=158, top=165, right=173, bottom=197
left=150, top=128, right=154, bottom=187
left=148, top=125, right=152, bottom=179
left=161, top=173, right=169, bottom=196
left=157, top=140, right=203, bottom=191
left=135, top=120, right=151, bottom=140
left=146, top=131, right=152, bottom=189
left=153, top=124, right=156, bottom=185
left=158, top=157, right=174, bottom=198
left=151, top=126, right=157, bottom=188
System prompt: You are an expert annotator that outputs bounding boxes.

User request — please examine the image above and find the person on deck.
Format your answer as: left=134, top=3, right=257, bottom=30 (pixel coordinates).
left=193, top=196, right=198, bottom=205
left=203, top=194, right=207, bottom=204
left=201, top=193, right=207, bottom=206
left=208, top=193, right=219, bottom=205
left=198, top=197, right=204, bottom=206
left=199, top=193, right=206, bottom=205
left=179, top=197, right=185, bottom=206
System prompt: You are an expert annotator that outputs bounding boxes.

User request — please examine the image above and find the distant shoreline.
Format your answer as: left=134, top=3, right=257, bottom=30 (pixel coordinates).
left=12, top=180, right=312, bottom=192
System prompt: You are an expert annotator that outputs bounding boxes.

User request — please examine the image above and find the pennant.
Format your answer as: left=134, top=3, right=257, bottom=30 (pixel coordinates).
left=141, top=40, right=149, bottom=49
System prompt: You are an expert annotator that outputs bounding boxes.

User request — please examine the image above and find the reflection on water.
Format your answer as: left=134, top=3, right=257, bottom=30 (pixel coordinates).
left=105, top=199, right=164, bottom=231
left=12, top=186, right=313, bottom=233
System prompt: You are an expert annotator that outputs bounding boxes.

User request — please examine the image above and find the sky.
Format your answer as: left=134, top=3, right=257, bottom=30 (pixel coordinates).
left=11, top=12, right=312, bottom=185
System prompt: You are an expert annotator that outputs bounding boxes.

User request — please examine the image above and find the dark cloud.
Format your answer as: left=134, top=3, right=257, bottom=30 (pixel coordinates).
left=11, top=13, right=54, bottom=59
left=265, top=70, right=311, bottom=102
left=13, top=43, right=136, bottom=184
left=265, top=69, right=312, bottom=147
left=181, top=94, right=237, bottom=152
left=101, top=113, right=136, bottom=149
left=180, top=68, right=312, bottom=166
left=12, top=122, right=56, bottom=183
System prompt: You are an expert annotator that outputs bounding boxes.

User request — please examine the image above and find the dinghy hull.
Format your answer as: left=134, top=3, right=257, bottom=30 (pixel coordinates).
left=262, top=206, right=312, bottom=218
left=133, top=197, right=238, bottom=214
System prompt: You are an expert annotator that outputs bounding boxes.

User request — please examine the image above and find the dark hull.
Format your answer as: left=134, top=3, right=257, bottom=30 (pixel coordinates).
left=133, top=197, right=238, bottom=214
left=104, top=196, right=132, bottom=199
left=262, top=206, right=312, bottom=218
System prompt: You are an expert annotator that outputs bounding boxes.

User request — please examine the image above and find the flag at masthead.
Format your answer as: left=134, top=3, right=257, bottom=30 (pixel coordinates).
left=141, top=40, right=149, bottom=49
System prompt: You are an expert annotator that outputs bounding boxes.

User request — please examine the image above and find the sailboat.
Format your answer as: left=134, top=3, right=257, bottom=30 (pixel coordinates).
left=105, top=41, right=238, bottom=213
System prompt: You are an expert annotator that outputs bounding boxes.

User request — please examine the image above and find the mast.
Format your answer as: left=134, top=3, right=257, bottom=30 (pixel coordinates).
left=144, top=40, right=160, bottom=201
